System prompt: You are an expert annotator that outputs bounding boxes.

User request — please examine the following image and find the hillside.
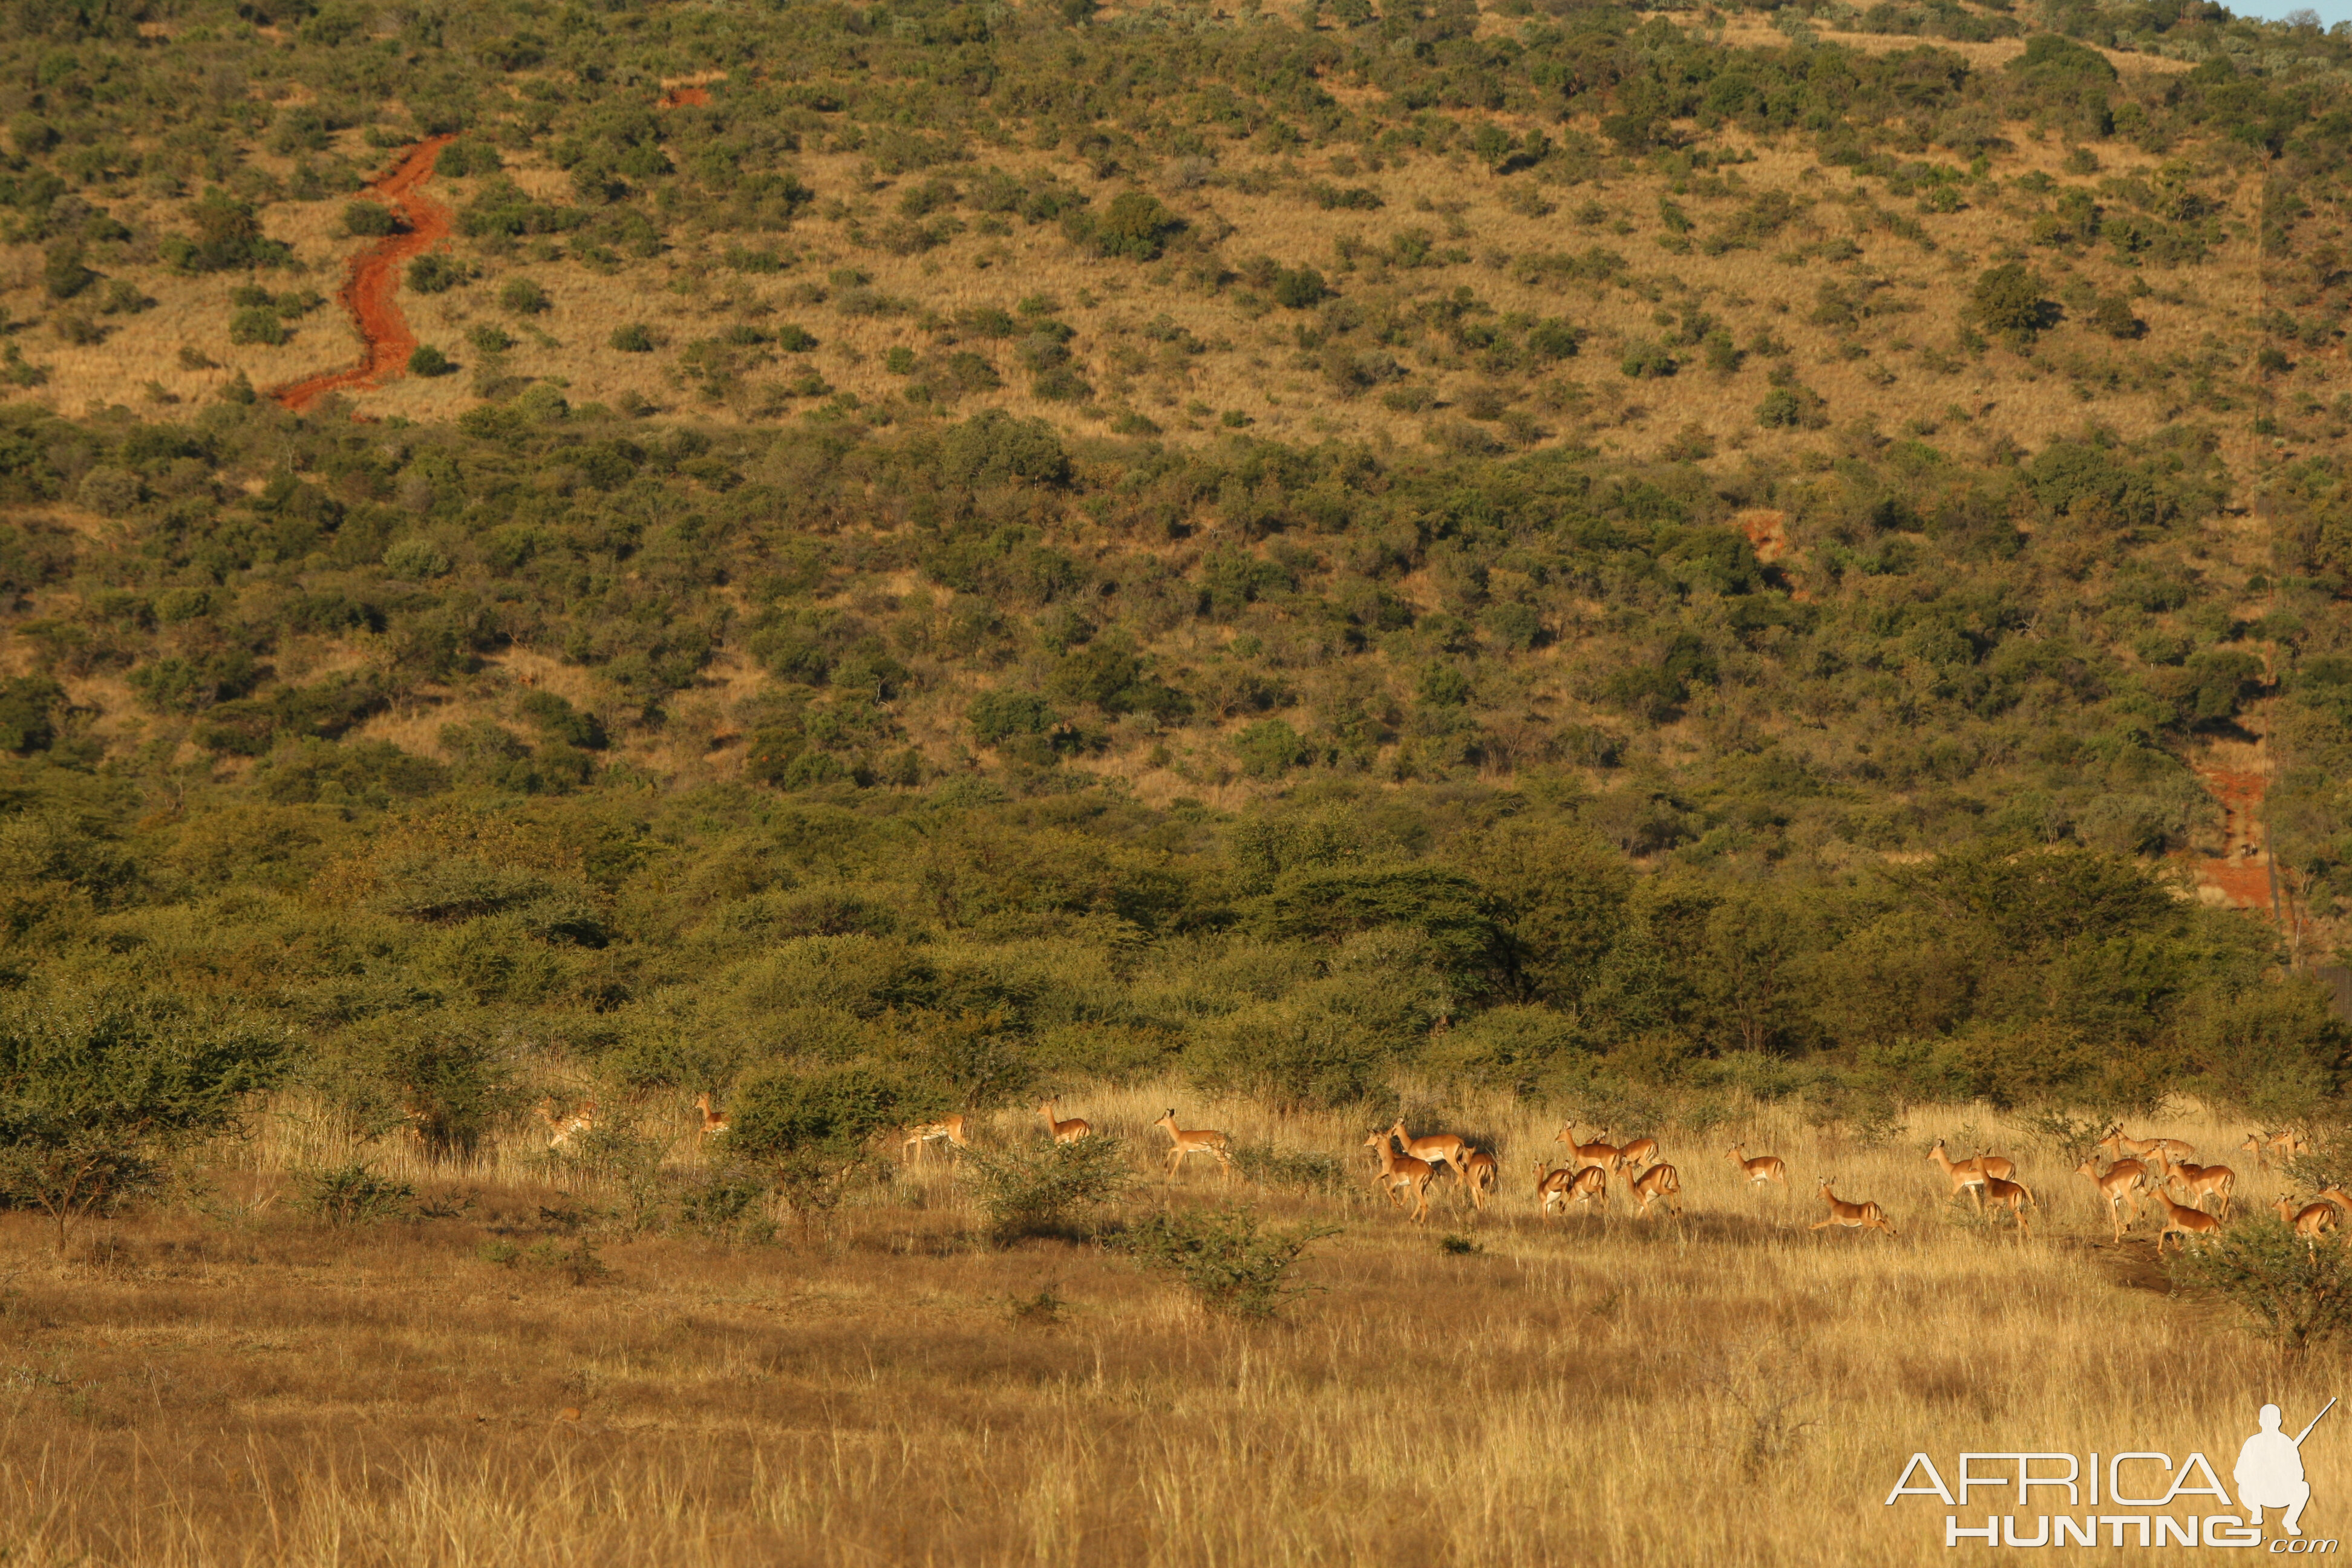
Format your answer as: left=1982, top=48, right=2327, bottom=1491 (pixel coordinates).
left=0, top=0, right=2348, bottom=1125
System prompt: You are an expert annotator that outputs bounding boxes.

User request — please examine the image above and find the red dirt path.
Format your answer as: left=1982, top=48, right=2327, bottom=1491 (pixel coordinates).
left=659, top=83, right=711, bottom=108
left=269, top=134, right=457, bottom=414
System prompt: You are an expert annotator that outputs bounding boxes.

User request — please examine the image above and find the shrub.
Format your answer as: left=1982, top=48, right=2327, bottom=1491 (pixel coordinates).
left=229, top=307, right=288, bottom=346
left=969, top=689, right=1059, bottom=745
left=408, top=253, right=466, bottom=293
left=408, top=344, right=456, bottom=377
left=2169, top=1215, right=2352, bottom=1351
left=963, top=1135, right=1131, bottom=1243
left=0, top=988, right=284, bottom=1251
left=1272, top=266, right=1328, bottom=309
left=344, top=201, right=401, bottom=237
left=611, top=323, right=656, bottom=353
left=1073, top=190, right=1180, bottom=261
left=296, top=1162, right=417, bottom=1226
left=1971, top=263, right=2054, bottom=340
left=1620, top=339, right=1677, bottom=378
left=1235, top=718, right=1312, bottom=778
left=500, top=276, right=550, bottom=314
left=1114, top=1206, right=1336, bottom=1318
left=43, top=242, right=94, bottom=300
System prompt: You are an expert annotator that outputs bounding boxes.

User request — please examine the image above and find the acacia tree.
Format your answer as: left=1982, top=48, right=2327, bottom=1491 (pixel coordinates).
left=0, top=990, right=283, bottom=1252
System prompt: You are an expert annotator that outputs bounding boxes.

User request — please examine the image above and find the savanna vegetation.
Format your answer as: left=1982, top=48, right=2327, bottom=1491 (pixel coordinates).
left=0, top=0, right=2348, bottom=1557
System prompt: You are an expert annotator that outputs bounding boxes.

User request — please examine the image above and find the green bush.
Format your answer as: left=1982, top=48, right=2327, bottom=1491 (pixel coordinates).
left=1971, top=263, right=2054, bottom=340
left=409, top=344, right=456, bottom=377
left=229, top=308, right=288, bottom=346
left=1114, top=1206, right=1335, bottom=1318
left=499, top=277, right=550, bottom=314
left=963, top=1135, right=1131, bottom=1243
left=344, top=201, right=401, bottom=237
left=408, top=253, right=467, bottom=293
left=296, top=1162, right=417, bottom=1227
left=611, top=323, right=656, bottom=353
left=2169, top=1215, right=2352, bottom=1351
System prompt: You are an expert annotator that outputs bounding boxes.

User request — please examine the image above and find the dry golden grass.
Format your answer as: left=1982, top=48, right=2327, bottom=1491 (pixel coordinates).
left=0, top=1082, right=2340, bottom=1566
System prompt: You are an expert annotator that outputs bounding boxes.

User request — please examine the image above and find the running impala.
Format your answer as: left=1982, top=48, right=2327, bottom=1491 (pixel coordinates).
left=1365, top=1131, right=1434, bottom=1223
left=1555, top=1125, right=1622, bottom=1180
left=1629, top=1162, right=1682, bottom=1220
left=1535, top=1161, right=1606, bottom=1218
left=1926, top=1138, right=1990, bottom=1203
left=1388, top=1119, right=1470, bottom=1178
left=1459, top=1148, right=1499, bottom=1210
left=1038, top=1100, right=1092, bottom=1144
left=2275, top=1193, right=2339, bottom=1249
left=1810, top=1177, right=1896, bottom=1238
left=1614, top=1134, right=1661, bottom=1174
left=537, top=1098, right=596, bottom=1151
left=903, top=1114, right=970, bottom=1161
left=2152, top=1188, right=2221, bottom=1253
left=2076, top=1155, right=2147, bottom=1244
left=1155, top=1109, right=1233, bottom=1180
left=2101, top=1126, right=2195, bottom=1168
left=2155, top=1149, right=2236, bottom=1221
left=1726, top=1145, right=1788, bottom=1187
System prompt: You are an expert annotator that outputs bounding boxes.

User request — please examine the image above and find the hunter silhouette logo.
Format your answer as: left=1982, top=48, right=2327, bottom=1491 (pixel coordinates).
left=2238, top=1400, right=2334, bottom=1539
left=1884, top=1397, right=2339, bottom=1550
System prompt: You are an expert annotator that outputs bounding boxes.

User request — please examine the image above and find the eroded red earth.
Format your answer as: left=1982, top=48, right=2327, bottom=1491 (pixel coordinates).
left=269, top=135, right=456, bottom=414
left=2187, top=765, right=2276, bottom=913
left=660, top=83, right=711, bottom=108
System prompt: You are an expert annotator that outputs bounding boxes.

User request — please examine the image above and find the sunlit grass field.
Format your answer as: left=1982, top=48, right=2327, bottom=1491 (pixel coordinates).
left=0, top=1085, right=2335, bottom=1566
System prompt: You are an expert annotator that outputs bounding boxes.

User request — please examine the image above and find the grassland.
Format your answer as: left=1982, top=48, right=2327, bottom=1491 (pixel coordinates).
left=0, top=1086, right=2335, bottom=1567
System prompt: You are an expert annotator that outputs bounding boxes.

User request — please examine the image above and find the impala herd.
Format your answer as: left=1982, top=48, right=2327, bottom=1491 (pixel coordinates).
left=529, top=1093, right=2334, bottom=1251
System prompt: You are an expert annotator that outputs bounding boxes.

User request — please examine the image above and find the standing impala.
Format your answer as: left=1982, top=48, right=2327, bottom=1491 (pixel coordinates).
left=1810, top=1177, right=1896, bottom=1238
left=2076, top=1155, right=2147, bottom=1244
left=1979, top=1172, right=2035, bottom=1232
left=2102, top=1126, right=2195, bottom=1168
left=694, top=1093, right=730, bottom=1143
left=1365, top=1131, right=1433, bottom=1223
left=1038, top=1100, right=1092, bottom=1144
left=1726, top=1145, right=1788, bottom=1188
left=1155, top=1109, right=1232, bottom=1180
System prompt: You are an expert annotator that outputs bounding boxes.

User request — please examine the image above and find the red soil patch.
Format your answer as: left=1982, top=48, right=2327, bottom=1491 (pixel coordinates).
left=1735, top=508, right=1789, bottom=564
left=2186, top=766, right=2276, bottom=913
left=269, top=135, right=457, bottom=414
left=660, top=84, right=711, bottom=108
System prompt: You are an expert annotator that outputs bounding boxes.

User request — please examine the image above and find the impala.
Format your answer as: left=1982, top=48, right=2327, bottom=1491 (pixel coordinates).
left=1459, top=1148, right=1499, bottom=1210
left=2273, top=1129, right=2312, bottom=1160
left=2075, top=1155, right=2146, bottom=1244
left=1038, top=1100, right=1092, bottom=1145
left=694, top=1093, right=729, bottom=1142
left=1555, top=1124, right=1622, bottom=1180
left=1155, top=1109, right=1233, bottom=1180
left=2155, top=1149, right=2236, bottom=1221
left=537, top=1098, right=596, bottom=1151
left=1980, top=1172, right=2035, bottom=1232
left=1810, top=1177, right=1896, bottom=1238
left=2151, top=1188, right=2221, bottom=1253
left=1726, top=1145, right=1788, bottom=1187
left=2275, top=1193, right=2339, bottom=1249
left=1535, top=1161, right=1606, bottom=1218
left=903, top=1114, right=970, bottom=1161
left=1629, top=1162, right=1682, bottom=1220
left=1389, top=1119, right=1470, bottom=1178
left=1926, top=1138, right=1990, bottom=1204
left=1365, top=1132, right=1433, bottom=1223
left=1615, top=1134, right=1661, bottom=1174
left=2100, top=1126, right=2195, bottom=1167
left=2321, top=1184, right=2352, bottom=1215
